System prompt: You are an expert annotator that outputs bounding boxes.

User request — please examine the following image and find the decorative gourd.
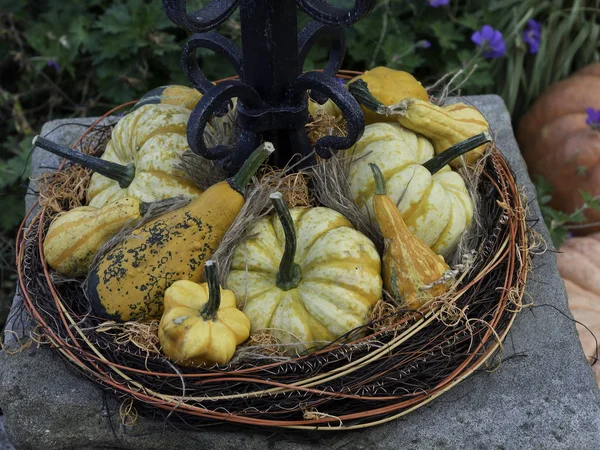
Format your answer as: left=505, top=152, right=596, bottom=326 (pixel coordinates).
left=395, top=99, right=490, bottom=167
left=43, top=197, right=144, bottom=277
left=347, top=123, right=488, bottom=257
left=86, top=142, right=275, bottom=322
left=348, top=66, right=429, bottom=125
left=33, top=104, right=204, bottom=208
left=158, top=261, right=250, bottom=367
left=226, top=193, right=382, bottom=353
left=517, top=64, right=600, bottom=234
left=556, top=232, right=600, bottom=375
left=134, top=85, right=202, bottom=110
left=370, top=164, right=450, bottom=309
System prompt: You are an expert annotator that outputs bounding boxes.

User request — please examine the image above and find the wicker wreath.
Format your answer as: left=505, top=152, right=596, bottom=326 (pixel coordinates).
left=15, top=72, right=531, bottom=430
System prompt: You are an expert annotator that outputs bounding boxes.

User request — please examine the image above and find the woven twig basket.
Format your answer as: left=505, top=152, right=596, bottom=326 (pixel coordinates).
left=15, top=72, right=530, bottom=430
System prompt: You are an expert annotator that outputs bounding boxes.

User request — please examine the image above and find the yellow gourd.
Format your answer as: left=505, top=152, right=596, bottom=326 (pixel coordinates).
left=159, top=261, right=250, bottom=367
left=86, top=142, right=274, bottom=322
left=370, top=164, right=450, bottom=309
left=348, top=66, right=429, bottom=124
left=43, top=197, right=143, bottom=277
left=134, top=85, right=202, bottom=110
left=395, top=99, right=490, bottom=167
left=226, top=193, right=382, bottom=353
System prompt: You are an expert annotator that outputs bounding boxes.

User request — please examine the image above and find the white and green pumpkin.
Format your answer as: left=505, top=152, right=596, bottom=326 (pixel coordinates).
left=87, top=104, right=203, bottom=208
left=347, top=122, right=474, bottom=257
left=226, top=194, right=382, bottom=353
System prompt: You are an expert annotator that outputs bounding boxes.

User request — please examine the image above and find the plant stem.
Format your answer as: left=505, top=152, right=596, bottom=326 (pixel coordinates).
left=422, top=132, right=492, bottom=174
left=227, top=141, right=275, bottom=194
left=271, top=193, right=302, bottom=291
left=32, top=135, right=135, bottom=188
left=348, top=79, right=389, bottom=115
left=369, top=163, right=387, bottom=195
left=201, top=260, right=221, bottom=321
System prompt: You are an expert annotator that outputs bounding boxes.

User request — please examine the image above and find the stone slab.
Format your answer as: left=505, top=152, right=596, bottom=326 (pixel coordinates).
left=1, top=96, right=600, bottom=449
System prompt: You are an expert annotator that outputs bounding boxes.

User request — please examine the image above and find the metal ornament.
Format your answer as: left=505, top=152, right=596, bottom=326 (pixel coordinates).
left=163, top=0, right=375, bottom=172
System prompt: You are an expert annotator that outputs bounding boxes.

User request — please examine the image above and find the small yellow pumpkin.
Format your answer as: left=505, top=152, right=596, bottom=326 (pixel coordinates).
left=226, top=193, right=382, bottom=353
left=43, top=197, right=143, bottom=277
left=347, top=122, right=474, bottom=257
left=158, top=261, right=250, bottom=367
left=370, top=164, right=450, bottom=309
left=134, top=85, right=202, bottom=110
left=348, top=66, right=429, bottom=124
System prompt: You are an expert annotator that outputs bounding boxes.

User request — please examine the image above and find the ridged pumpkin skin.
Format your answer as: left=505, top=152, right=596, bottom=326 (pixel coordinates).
left=43, top=197, right=142, bottom=277
left=87, top=181, right=244, bottom=322
left=158, top=280, right=250, bottom=367
left=350, top=67, right=429, bottom=125
left=370, top=165, right=449, bottom=309
left=87, top=104, right=203, bottom=208
left=135, top=85, right=202, bottom=110
left=348, top=122, right=473, bottom=257
left=518, top=63, right=600, bottom=234
left=397, top=99, right=490, bottom=167
left=226, top=207, right=382, bottom=352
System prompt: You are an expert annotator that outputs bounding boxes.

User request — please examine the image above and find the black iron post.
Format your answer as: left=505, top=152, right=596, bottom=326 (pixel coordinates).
left=163, top=0, right=375, bottom=173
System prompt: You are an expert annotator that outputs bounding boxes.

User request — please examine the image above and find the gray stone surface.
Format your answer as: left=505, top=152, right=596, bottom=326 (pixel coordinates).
left=1, top=96, right=600, bottom=449
left=0, top=415, right=16, bottom=450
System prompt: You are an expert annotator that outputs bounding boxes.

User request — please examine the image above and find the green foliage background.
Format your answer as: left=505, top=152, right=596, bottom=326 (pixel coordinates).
left=1, top=0, right=599, bottom=328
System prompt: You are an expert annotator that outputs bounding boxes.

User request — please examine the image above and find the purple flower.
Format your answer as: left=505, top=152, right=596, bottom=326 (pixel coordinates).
left=587, top=108, right=600, bottom=131
left=417, top=40, right=432, bottom=49
left=428, top=0, right=449, bottom=7
left=471, top=25, right=506, bottom=59
left=523, top=19, right=542, bottom=54
left=47, top=59, right=60, bottom=72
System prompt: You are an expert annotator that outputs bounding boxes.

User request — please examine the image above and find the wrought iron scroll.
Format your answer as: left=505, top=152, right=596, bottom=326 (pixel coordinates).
left=163, top=0, right=375, bottom=172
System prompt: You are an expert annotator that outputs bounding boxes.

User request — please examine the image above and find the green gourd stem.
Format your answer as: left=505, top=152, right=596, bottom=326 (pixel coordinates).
left=271, top=193, right=302, bottom=291
left=227, top=141, right=275, bottom=193
left=32, top=135, right=135, bottom=189
left=201, top=260, right=221, bottom=321
left=369, top=163, right=388, bottom=195
left=348, top=79, right=389, bottom=115
left=422, top=132, right=492, bottom=174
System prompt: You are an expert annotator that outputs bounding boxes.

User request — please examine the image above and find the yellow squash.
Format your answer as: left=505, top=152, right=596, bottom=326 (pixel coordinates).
left=370, top=164, right=450, bottom=309
left=159, top=261, right=250, bottom=367
left=226, top=193, right=382, bottom=353
left=86, top=142, right=274, bottom=322
left=43, top=197, right=143, bottom=277
left=347, top=122, right=474, bottom=257
left=134, top=85, right=202, bottom=110
left=395, top=99, right=490, bottom=167
left=348, top=66, right=429, bottom=124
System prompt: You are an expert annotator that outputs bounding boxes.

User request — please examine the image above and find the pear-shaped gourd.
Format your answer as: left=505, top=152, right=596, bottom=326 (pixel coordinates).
left=348, top=123, right=489, bottom=257
left=159, top=261, right=250, bottom=367
left=86, top=142, right=274, bottom=322
left=43, top=197, right=144, bottom=277
left=226, top=193, right=382, bottom=353
left=370, top=164, right=450, bottom=309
